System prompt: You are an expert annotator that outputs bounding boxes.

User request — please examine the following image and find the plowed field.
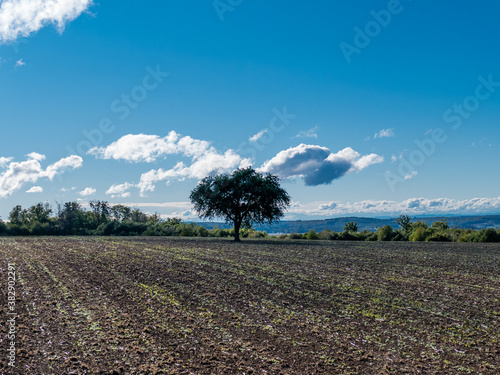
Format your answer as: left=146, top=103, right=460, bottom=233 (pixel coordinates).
left=1, top=237, right=499, bottom=374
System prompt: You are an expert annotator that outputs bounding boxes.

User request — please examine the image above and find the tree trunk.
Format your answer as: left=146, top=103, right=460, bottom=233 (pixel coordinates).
left=234, top=220, right=241, bottom=242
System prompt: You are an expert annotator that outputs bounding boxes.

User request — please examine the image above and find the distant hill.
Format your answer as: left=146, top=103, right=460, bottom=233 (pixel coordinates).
left=196, top=215, right=500, bottom=233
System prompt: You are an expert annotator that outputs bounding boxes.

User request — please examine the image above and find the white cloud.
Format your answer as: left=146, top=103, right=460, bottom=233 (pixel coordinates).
left=258, top=144, right=383, bottom=186
left=0, top=157, right=13, bottom=167
left=92, top=131, right=252, bottom=196
left=26, top=186, right=43, bottom=193
left=286, top=196, right=500, bottom=218
left=89, top=131, right=188, bottom=163
left=137, top=149, right=250, bottom=196
left=106, top=182, right=134, bottom=198
left=0, top=0, right=93, bottom=44
left=79, top=187, right=96, bottom=196
left=249, top=129, right=268, bottom=142
left=14, top=58, right=25, bottom=68
left=374, top=128, right=395, bottom=138
left=27, top=152, right=45, bottom=161
left=0, top=154, right=82, bottom=198
left=404, top=171, right=418, bottom=180
left=293, top=125, right=319, bottom=139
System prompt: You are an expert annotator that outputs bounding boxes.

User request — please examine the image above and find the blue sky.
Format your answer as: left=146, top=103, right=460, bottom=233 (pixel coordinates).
left=1, top=0, right=499, bottom=220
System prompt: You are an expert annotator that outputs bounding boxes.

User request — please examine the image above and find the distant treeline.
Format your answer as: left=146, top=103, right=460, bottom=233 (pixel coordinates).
left=0, top=203, right=499, bottom=242
left=280, top=218, right=500, bottom=243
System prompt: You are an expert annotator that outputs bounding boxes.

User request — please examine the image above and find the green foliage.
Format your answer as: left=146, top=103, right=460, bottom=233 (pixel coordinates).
left=409, top=227, right=427, bottom=242
left=377, top=225, right=394, bottom=241
left=338, top=231, right=360, bottom=241
left=190, top=168, right=291, bottom=241
left=306, top=229, right=319, bottom=240
left=431, top=219, right=449, bottom=231
left=0, top=220, right=7, bottom=235
left=343, top=221, right=358, bottom=233
left=426, top=232, right=452, bottom=242
left=2, top=201, right=499, bottom=243
left=395, top=214, right=412, bottom=232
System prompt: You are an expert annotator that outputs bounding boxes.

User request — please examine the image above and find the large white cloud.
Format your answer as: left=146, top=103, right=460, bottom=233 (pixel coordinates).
left=89, top=132, right=182, bottom=163
left=92, top=132, right=252, bottom=196
left=137, top=149, right=251, bottom=196
left=0, top=153, right=83, bottom=198
left=259, top=144, right=384, bottom=186
left=88, top=131, right=213, bottom=163
left=0, top=0, right=93, bottom=43
left=289, top=196, right=500, bottom=218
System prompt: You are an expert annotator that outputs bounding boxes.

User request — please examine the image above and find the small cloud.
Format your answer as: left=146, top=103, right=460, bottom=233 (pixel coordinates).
left=26, top=152, right=45, bottom=161
left=0, top=157, right=13, bottom=167
left=15, top=58, right=25, bottom=68
left=249, top=129, right=268, bottom=142
left=318, top=202, right=337, bottom=211
left=79, top=187, right=96, bottom=196
left=391, top=150, right=406, bottom=163
left=404, top=171, right=418, bottom=180
left=26, top=186, right=43, bottom=193
left=374, top=128, right=395, bottom=139
left=60, top=187, right=76, bottom=192
left=106, top=182, right=134, bottom=198
left=293, top=125, right=319, bottom=139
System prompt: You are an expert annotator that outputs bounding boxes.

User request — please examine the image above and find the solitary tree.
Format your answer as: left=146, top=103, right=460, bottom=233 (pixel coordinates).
left=395, top=214, right=412, bottom=232
left=344, top=221, right=358, bottom=233
left=190, top=168, right=291, bottom=241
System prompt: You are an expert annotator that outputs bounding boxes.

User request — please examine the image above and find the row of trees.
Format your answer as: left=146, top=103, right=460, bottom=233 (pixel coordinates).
left=1, top=203, right=498, bottom=242
left=280, top=216, right=500, bottom=242
left=0, top=201, right=273, bottom=238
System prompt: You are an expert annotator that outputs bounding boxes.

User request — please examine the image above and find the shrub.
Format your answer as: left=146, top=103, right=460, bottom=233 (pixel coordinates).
left=364, top=232, right=378, bottom=241
left=344, top=222, right=358, bottom=233
left=409, top=227, right=426, bottom=242
left=318, top=229, right=334, bottom=240
left=338, top=231, right=360, bottom=241
left=377, top=225, right=394, bottom=241
left=478, top=228, right=499, bottom=242
left=306, top=229, right=319, bottom=240
left=426, top=232, right=452, bottom=242
left=289, top=233, right=305, bottom=240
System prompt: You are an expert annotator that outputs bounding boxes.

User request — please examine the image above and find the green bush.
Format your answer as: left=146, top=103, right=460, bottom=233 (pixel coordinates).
left=478, top=228, right=499, bottom=242
left=338, top=231, right=360, bottom=241
left=377, top=225, right=394, bottom=241
left=289, top=232, right=305, bottom=239
left=306, top=229, right=319, bottom=240
left=426, top=232, right=452, bottom=242
left=409, top=227, right=426, bottom=242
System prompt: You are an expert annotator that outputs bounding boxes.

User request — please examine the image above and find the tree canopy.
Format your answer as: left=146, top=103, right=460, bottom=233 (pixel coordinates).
left=189, top=167, right=291, bottom=241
